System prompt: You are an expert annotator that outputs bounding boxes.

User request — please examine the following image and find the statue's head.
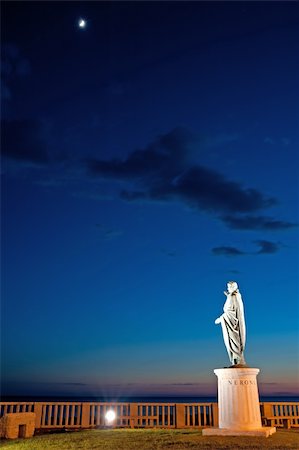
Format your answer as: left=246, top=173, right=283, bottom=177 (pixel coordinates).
left=227, top=281, right=238, bottom=293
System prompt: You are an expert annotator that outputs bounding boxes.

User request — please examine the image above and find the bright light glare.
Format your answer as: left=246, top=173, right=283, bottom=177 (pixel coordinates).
left=105, top=410, right=116, bottom=423
left=78, top=18, right=86, bottom=28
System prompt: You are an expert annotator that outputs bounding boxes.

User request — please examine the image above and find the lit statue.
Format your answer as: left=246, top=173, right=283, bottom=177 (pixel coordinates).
left=215, top=281, right=246, bottom=366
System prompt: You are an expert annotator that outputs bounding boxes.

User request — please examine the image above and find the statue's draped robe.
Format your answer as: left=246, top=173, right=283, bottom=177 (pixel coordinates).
left=219, top=291, right=246, bottom=365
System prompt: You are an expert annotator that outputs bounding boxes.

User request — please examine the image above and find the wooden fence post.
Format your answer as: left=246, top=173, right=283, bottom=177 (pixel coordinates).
left=175, top=404, right=185, bottom=428
left=212, top=403, right=218, bottom=427
left=81, top=403, right=90, bottom=428
left=260, top=402, right=273, bottom=425
left=130, top=403, right=138, bottom=428
left=34, top=403, right=42, bottom=429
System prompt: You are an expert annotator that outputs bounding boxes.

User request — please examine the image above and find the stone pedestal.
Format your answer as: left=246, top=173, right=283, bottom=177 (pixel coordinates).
left=202, top=368, right=276, bottom=437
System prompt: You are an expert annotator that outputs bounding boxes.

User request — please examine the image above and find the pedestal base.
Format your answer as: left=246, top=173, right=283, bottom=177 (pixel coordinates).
left=203, top=367, right=276, bottom=438
left=202, top=426, right=276, bottom=437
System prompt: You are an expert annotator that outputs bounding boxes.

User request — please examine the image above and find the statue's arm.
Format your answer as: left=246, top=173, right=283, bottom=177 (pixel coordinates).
left=215, top=291, right=229, bottom=324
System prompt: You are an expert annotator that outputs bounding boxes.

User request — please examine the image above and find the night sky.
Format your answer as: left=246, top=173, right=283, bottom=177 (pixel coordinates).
left=1, top=1, right=299, bottom=399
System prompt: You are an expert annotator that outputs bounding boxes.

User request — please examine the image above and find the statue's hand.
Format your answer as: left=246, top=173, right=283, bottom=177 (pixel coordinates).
left=215, top=317, right=221, bottom=325
left=223, top=290, right=228, bottom=297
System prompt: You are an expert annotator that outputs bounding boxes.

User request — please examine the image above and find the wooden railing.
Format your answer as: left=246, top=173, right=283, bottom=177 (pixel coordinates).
left=260, top=402, right=299, bottom=428
left=0, top=403, right=35, bottom=415
left=183, top=403, right=215, bottom=427
left=0, top=401, right=298, bottom=429
left=0, top=402, right=216, bottom=429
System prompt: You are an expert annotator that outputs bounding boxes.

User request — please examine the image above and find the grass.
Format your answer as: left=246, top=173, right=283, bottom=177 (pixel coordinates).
left=1, top=429, right=299, bottom=450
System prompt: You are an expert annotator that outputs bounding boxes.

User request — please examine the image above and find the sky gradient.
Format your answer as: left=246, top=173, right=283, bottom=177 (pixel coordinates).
left=1, top=1, right=299, bottom=399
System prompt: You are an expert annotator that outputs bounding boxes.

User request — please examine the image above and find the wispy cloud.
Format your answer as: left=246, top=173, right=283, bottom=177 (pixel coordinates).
left=212, top=246, right=245, bottom=257
left=254, top=240, right=280, bottom=254
left=95, top=224, right=124, bottom=241
left=212, top=240, right=281, bottom=257
left=41, top=382, right=87, bottom=386
left=264, top=137, right=291, bottom=146
left=160, top=248, right=177, bottom=257
left=221, top=215, right=297, bottom=231
left=264, top=137, right=275, bottom=145
left=203, top=133, right=239, bottom=147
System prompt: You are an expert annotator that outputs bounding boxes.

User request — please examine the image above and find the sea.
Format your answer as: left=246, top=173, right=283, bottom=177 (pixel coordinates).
left=2, top=396, right=299, bottom=403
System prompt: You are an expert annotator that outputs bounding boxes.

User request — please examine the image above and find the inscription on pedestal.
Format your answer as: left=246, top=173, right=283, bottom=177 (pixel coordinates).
left=228, top=379, right=256, bottom=386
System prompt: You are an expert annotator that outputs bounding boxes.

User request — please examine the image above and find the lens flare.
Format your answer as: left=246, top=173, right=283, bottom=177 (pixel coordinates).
left=105, top=410, right=116, bottom=423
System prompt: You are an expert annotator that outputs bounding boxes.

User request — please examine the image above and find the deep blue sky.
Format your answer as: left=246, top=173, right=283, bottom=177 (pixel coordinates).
left=1, top=1, right=299, bottom=398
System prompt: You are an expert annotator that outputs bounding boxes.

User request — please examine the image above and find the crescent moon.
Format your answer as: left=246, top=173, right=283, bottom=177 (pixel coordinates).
left=78, top=18, right=86, bottom=29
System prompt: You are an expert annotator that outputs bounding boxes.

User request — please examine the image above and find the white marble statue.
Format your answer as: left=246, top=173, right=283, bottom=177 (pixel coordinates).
left=215, top=281, right=246, bottom=366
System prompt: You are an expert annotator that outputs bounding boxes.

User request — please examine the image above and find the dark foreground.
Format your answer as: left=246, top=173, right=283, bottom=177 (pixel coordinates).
left=1, top=429, right=299, bottom=449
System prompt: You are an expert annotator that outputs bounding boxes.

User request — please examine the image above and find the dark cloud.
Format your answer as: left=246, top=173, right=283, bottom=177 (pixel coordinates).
left=212, top=246, right=245, bottom=257
left=1, top=119, right=49, bottom=165
left=162, top=166, right=275, bottom=214
left=87, top=127, right=192, bottom=180
left=254, top=240, right=280, bottom=254
left=88, top=151, right=162, bottom=179
left=86, top=128, right=276, bottom=217
left=55, top=382, right=87, bottom=386
left=222, top=215, right=297, bottom=231
left=1, top=43, right=31, bottom=101
left=212, top=240, right=281, bottom=257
